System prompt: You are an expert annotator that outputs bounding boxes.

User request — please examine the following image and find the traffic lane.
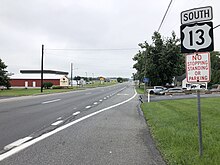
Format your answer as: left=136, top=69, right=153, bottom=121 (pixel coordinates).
left=0, top=84, right=128, bottom=152
left=0, top=84, right=136, bottom=162
left=0, top=83, right=126, bottom=109
left=0, top=86, right=165, bottom=165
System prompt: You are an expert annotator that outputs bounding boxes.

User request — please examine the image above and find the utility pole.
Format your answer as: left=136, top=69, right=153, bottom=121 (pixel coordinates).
left=41, top=44, right=44, bottom=93
left=85, top=72, right=87, bottom=81
left=71, top=63, right=73, bottom=87
left=92, top=73, right=94, bottom=84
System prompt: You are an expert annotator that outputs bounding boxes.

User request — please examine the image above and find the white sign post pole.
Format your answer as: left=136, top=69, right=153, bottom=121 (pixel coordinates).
left=148, top=91, right=150, bottom=103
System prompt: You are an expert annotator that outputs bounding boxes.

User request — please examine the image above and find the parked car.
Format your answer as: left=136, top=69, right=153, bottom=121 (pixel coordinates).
left=167, top=88, right=184, bottom=93
left=148, top=86, right=167, bottom=94
left=157, top=87, right=184, bottom=95
left=0, top=86, right=7, bottom=90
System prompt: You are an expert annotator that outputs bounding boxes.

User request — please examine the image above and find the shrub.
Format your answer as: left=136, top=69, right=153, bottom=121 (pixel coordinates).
left=43, top=82, right=53, bottom=89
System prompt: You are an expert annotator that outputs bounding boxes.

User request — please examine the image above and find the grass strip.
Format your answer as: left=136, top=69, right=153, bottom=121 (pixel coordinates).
left=136, top=85, right=145, bottom=94
left=0, top=82, right=118, bottom=97
left=141, top=98, right=220, bottom=165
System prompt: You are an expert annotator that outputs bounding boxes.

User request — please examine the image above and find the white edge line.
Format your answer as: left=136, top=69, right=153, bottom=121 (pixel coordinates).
left=0, top=88, right=137, bottom=161
left=51, top=120, right=63, bottom=126
left=72, top=111, right=80, bottom=116
left=42, top=99, right=61, bottom=104
left=3, top=137, right=33, bottom=150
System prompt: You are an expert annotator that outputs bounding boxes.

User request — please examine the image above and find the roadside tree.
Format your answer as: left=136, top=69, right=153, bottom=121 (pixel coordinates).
left=133, top=31, right=185, bottom=86
left=0, top=59, right=10, bottom=89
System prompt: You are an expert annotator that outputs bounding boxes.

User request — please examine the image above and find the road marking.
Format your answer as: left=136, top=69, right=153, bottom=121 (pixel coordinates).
left=93, top=102, right=98, bottom=105
left=51, top=120, right=63, bottom=126
left=0, top=89, right=137, bottom=161
left=73, top=107, right=77, bottom=110
left=57, top=117, right=62, bottom=120
left=42, top=99, right=61, bottom=104
left=4, top=137, right=33, bottom=150
left=85, top=106, right=91, bottom=109
left=99, top=100, right=102, bottom=102
left=72, top=111, right=80, bottom=116
left=104, top=97, right=107, bottom=100
left=117, top=94, right=129, bottom=96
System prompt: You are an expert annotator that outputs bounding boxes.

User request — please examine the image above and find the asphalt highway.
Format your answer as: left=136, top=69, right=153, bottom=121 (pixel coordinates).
left=0, top=84, right=128, bottom=152
left=0, top=83, right=165, bottom=164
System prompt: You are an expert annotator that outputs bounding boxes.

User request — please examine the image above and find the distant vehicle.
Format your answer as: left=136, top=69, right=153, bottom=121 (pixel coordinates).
left=86, top=81, right=92, bottom=84
left=157, top=87, right=184, bottom=95
left=148, top=86, right=167, bottom=94
left=0, top=86, right=7, bottom=90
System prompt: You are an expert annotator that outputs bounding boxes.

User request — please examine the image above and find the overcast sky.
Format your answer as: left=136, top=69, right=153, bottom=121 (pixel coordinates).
left=0, top=0, right=219, bottom=78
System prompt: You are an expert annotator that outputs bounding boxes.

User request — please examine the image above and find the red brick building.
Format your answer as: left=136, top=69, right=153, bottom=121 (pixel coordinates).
left=10, top=70, right=69, bottom=88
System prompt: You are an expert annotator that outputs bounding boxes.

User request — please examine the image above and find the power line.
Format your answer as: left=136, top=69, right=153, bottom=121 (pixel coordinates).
left=45, top=48, right=139, bottom=51
left=157, top=0, right=173, bottom=32
left=213, top=24, right=220, bottom=29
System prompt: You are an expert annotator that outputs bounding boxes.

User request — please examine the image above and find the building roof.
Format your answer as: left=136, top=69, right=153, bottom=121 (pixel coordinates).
left=20, top=70, right=68, bottom=75
left=10, top=74, right=64, bottom=80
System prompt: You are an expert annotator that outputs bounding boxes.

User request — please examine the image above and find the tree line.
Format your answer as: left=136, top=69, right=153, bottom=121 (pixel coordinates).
left=133, top=31, right=220, bottom=87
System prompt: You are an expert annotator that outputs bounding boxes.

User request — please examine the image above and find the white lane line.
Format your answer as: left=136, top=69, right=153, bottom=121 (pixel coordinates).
left=57, top=117, right=62, bottom=120
left=117, top=94, right=129, bottom=96
left=51, top=120, right=63, bottom=126
left=104, top=97, right=107, bottom=100
left=85, top=106, right=91, bottom=109
left=42, top=99, right=61, bottom=104
left=72, top=111, right=80, bottom=116
left=99, top=100, right=102, bottom=102
left=93, top=102, right=98, bottom=105
left=4, top=137, right=33, bottom=150
left=0, top=89, right=137, bottom=162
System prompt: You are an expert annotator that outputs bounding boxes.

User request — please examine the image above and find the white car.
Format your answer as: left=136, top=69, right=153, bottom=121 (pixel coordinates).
left=0, top=86, right=7, bottom=90
left=148, top=86, right=167, bottom=94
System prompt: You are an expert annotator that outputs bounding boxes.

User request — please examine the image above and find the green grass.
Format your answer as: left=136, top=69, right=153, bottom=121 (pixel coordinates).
left=141, top=98, right=220, bottom=165
left=136, top=85, right=145, bottom=94
left=0, top=82, right=118, bottom=97
left=0, top=87, right=82, bottom=96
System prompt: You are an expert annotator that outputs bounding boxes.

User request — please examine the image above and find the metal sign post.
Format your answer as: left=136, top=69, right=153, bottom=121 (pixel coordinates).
left=180, top=6, right=214, bottom=157
left=197, top=90, right=203, bottom=156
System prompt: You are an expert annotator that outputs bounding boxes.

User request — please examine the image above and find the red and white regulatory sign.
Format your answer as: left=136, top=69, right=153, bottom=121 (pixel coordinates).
left=186, top=52, right=210, bottom=83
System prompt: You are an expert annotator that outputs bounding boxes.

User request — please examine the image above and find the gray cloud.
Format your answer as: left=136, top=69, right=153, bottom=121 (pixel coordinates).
left=0, top=0, right=219, bottom=77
